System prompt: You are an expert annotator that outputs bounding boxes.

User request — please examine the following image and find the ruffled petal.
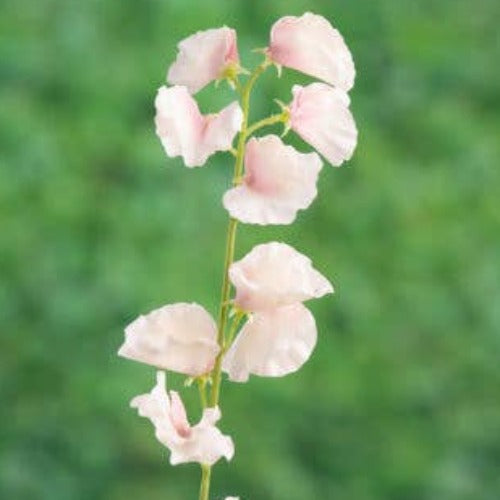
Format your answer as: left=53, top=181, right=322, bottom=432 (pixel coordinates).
left=130, top=371, right=177, bottom=449
left=118, top=302, right=220, bottom=376
left=289, top=83, right=357, bottom=167
left=229, top=242, right=333, bottom=312
left=169, top=391, right=191, bottom=438
left=268, top=13, right=355, bottom=91
left=155, top=86, right=202, bottom=165
left=223, top=135, right=322, bottom=225
left=131, top=372, right=234, bottom=466
left=203, top=101, right=243, bottom=155
left=171, top=407, right=235, bottom=466
left=154, top=86, right=242, bottom=167
left=223, top=304, right=317, bottom=382
left=167, top=26, right=239, bottom=94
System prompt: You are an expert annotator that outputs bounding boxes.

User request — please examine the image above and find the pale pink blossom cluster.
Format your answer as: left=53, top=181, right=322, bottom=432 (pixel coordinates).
left=119, top=12, right=357, bottom=498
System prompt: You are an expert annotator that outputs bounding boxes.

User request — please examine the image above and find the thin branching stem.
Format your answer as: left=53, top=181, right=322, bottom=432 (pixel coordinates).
left=197, top=59, right=269, bottom=500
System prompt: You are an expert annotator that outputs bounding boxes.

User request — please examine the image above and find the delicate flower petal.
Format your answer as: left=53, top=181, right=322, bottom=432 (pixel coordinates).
left=155, top=85, right=242, bottom=167
left=203, top=101, right=243, bottom=155
left=118, top=302, right=220, bottom=376
left=268, top=12, right=355, bottom=91
left=131, top=372, right=234, bottom=466
left=130, top=371, right=178, bottom=449
left=167, top=27, right=239, bottom=94
left=289, top=83, right=357, bottom=167
left=223, top=135, right=322, bottom=225
left=223, top=304, right=317, bottom=382
left=171, top=406, right=234, bottom=466
left=169, top=391, right=191, bottom=438
left=229, top=242, right=333, bottom=312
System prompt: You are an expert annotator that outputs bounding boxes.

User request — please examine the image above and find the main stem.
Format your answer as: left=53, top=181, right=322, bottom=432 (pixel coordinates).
left=197, top=60, right=269, bottom=500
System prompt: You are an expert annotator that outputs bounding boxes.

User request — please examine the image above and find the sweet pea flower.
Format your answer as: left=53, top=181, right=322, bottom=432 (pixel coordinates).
left=167, top=27, right=239, bottom=94
left=223, top=304, right=317, bottom=382
left=268, top=12, right=355, bottom=92
left=229, top=242, right=333, bottom=312
left=131, top=372, right=234, bottom=466
left=223, top=135, right=322, bottom=225
left=288, top=83, right=357, bottom=167
left=155, top=85, right=242, bottom=167
left=118, top=302, right=219, bottom=376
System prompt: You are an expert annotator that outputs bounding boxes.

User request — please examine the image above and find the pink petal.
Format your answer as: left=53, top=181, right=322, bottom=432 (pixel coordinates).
left=223, top=135, right=322, bottom=225
left=118, top=302, right=220, bottom=376
left=222, top=304, right=317, bottom=382
left=167, top=27, right=239, bottom=94
left=154, top=85, right=242, bottom=167
left=170, top=407, right=234, bottom=466
left=131, top=372, right=234, bottom=466
left=169, top=391, right=191, bottom=438
left=130, top=371, right=177, bottom=449
left=229, top=242, right=333, bottom=312
left=289, top=83, right=357, bottom=167
left=203, top=101, right=243, bottom=155
left=268, top=12, right=355, bottom=91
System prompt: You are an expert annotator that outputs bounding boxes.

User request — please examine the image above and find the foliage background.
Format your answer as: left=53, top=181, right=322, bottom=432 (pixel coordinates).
left=1, top=0, right=499, bottom=498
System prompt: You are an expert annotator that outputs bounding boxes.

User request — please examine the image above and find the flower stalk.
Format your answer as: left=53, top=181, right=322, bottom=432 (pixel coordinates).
left=200, top=61, right=269, bottom=500
left=199, top=465, right=211, bottom=500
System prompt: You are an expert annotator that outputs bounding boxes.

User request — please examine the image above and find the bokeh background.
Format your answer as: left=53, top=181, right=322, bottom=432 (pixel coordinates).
left=1, top=0, right=499, bottom=498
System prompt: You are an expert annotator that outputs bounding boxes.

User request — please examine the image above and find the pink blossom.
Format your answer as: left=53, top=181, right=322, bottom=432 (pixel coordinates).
left=118, top=303, right=219, bottom=376
left=223, top=304, right=317, bottom=382
left=131, top=372, right=234, bottom=466
left=167, top=27, right=239, bottom=94
left=289, top=83, right=357, bottom=167
left=223, top=135, right=322, bottom=225
left=268, top=13, right=355, bottom=91
left=229, top=242, right=333, bottom=312
left=155, top=85, right=242, bottom=167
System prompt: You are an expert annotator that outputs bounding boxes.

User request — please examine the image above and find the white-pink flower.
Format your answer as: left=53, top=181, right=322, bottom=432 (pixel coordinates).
left=229, top=242, right=333, bottom=312
left=268, top=12, right=355, bottom=92
left=223, top=135, right=322, bottom=225
left=131, top=372, right=234, bottom=466
left=118, top=303, right=219, bottom=376
left=167, top=27, right=239, bottom=94
left=155, top=85, right=242, bottom=167
left=289, top=83, right=357, bottom=167
left=223, top=304, right=317, bottom=382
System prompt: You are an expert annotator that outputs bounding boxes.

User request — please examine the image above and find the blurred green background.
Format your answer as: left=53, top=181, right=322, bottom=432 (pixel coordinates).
left=1, top=0, right=499, bottom=498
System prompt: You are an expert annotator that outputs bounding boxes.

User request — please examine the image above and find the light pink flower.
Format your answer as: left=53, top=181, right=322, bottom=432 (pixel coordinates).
left=289, top=83, right=357, bottom=167
left=118, top=303, right=219, bottom=376
left=167, top=27, right=239, bottom=94
left=268, top=12, right=355, bottom=92
left=131, top=372, right=234, bottom=466
left=223, top=135, right=322, bottom=225
left=229, top=242, right=333, bottom=312
left=223, top=304, right=317, bottom=382
left=155, top=85, right=242, bottom=167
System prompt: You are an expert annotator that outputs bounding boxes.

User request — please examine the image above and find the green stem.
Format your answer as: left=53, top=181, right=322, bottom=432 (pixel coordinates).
left=225, top=311, right=246, bottom=349
left=199, top=465, right=211, bottom=500
left=210, top=58, right=270, bottom=409
left=246, top=112, right=287, bottom=138
left=196, top=59, right=269, bottom=500
left=197, top=378, right=207, bottom=409
left=209, top=216, right=238, bottom=408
